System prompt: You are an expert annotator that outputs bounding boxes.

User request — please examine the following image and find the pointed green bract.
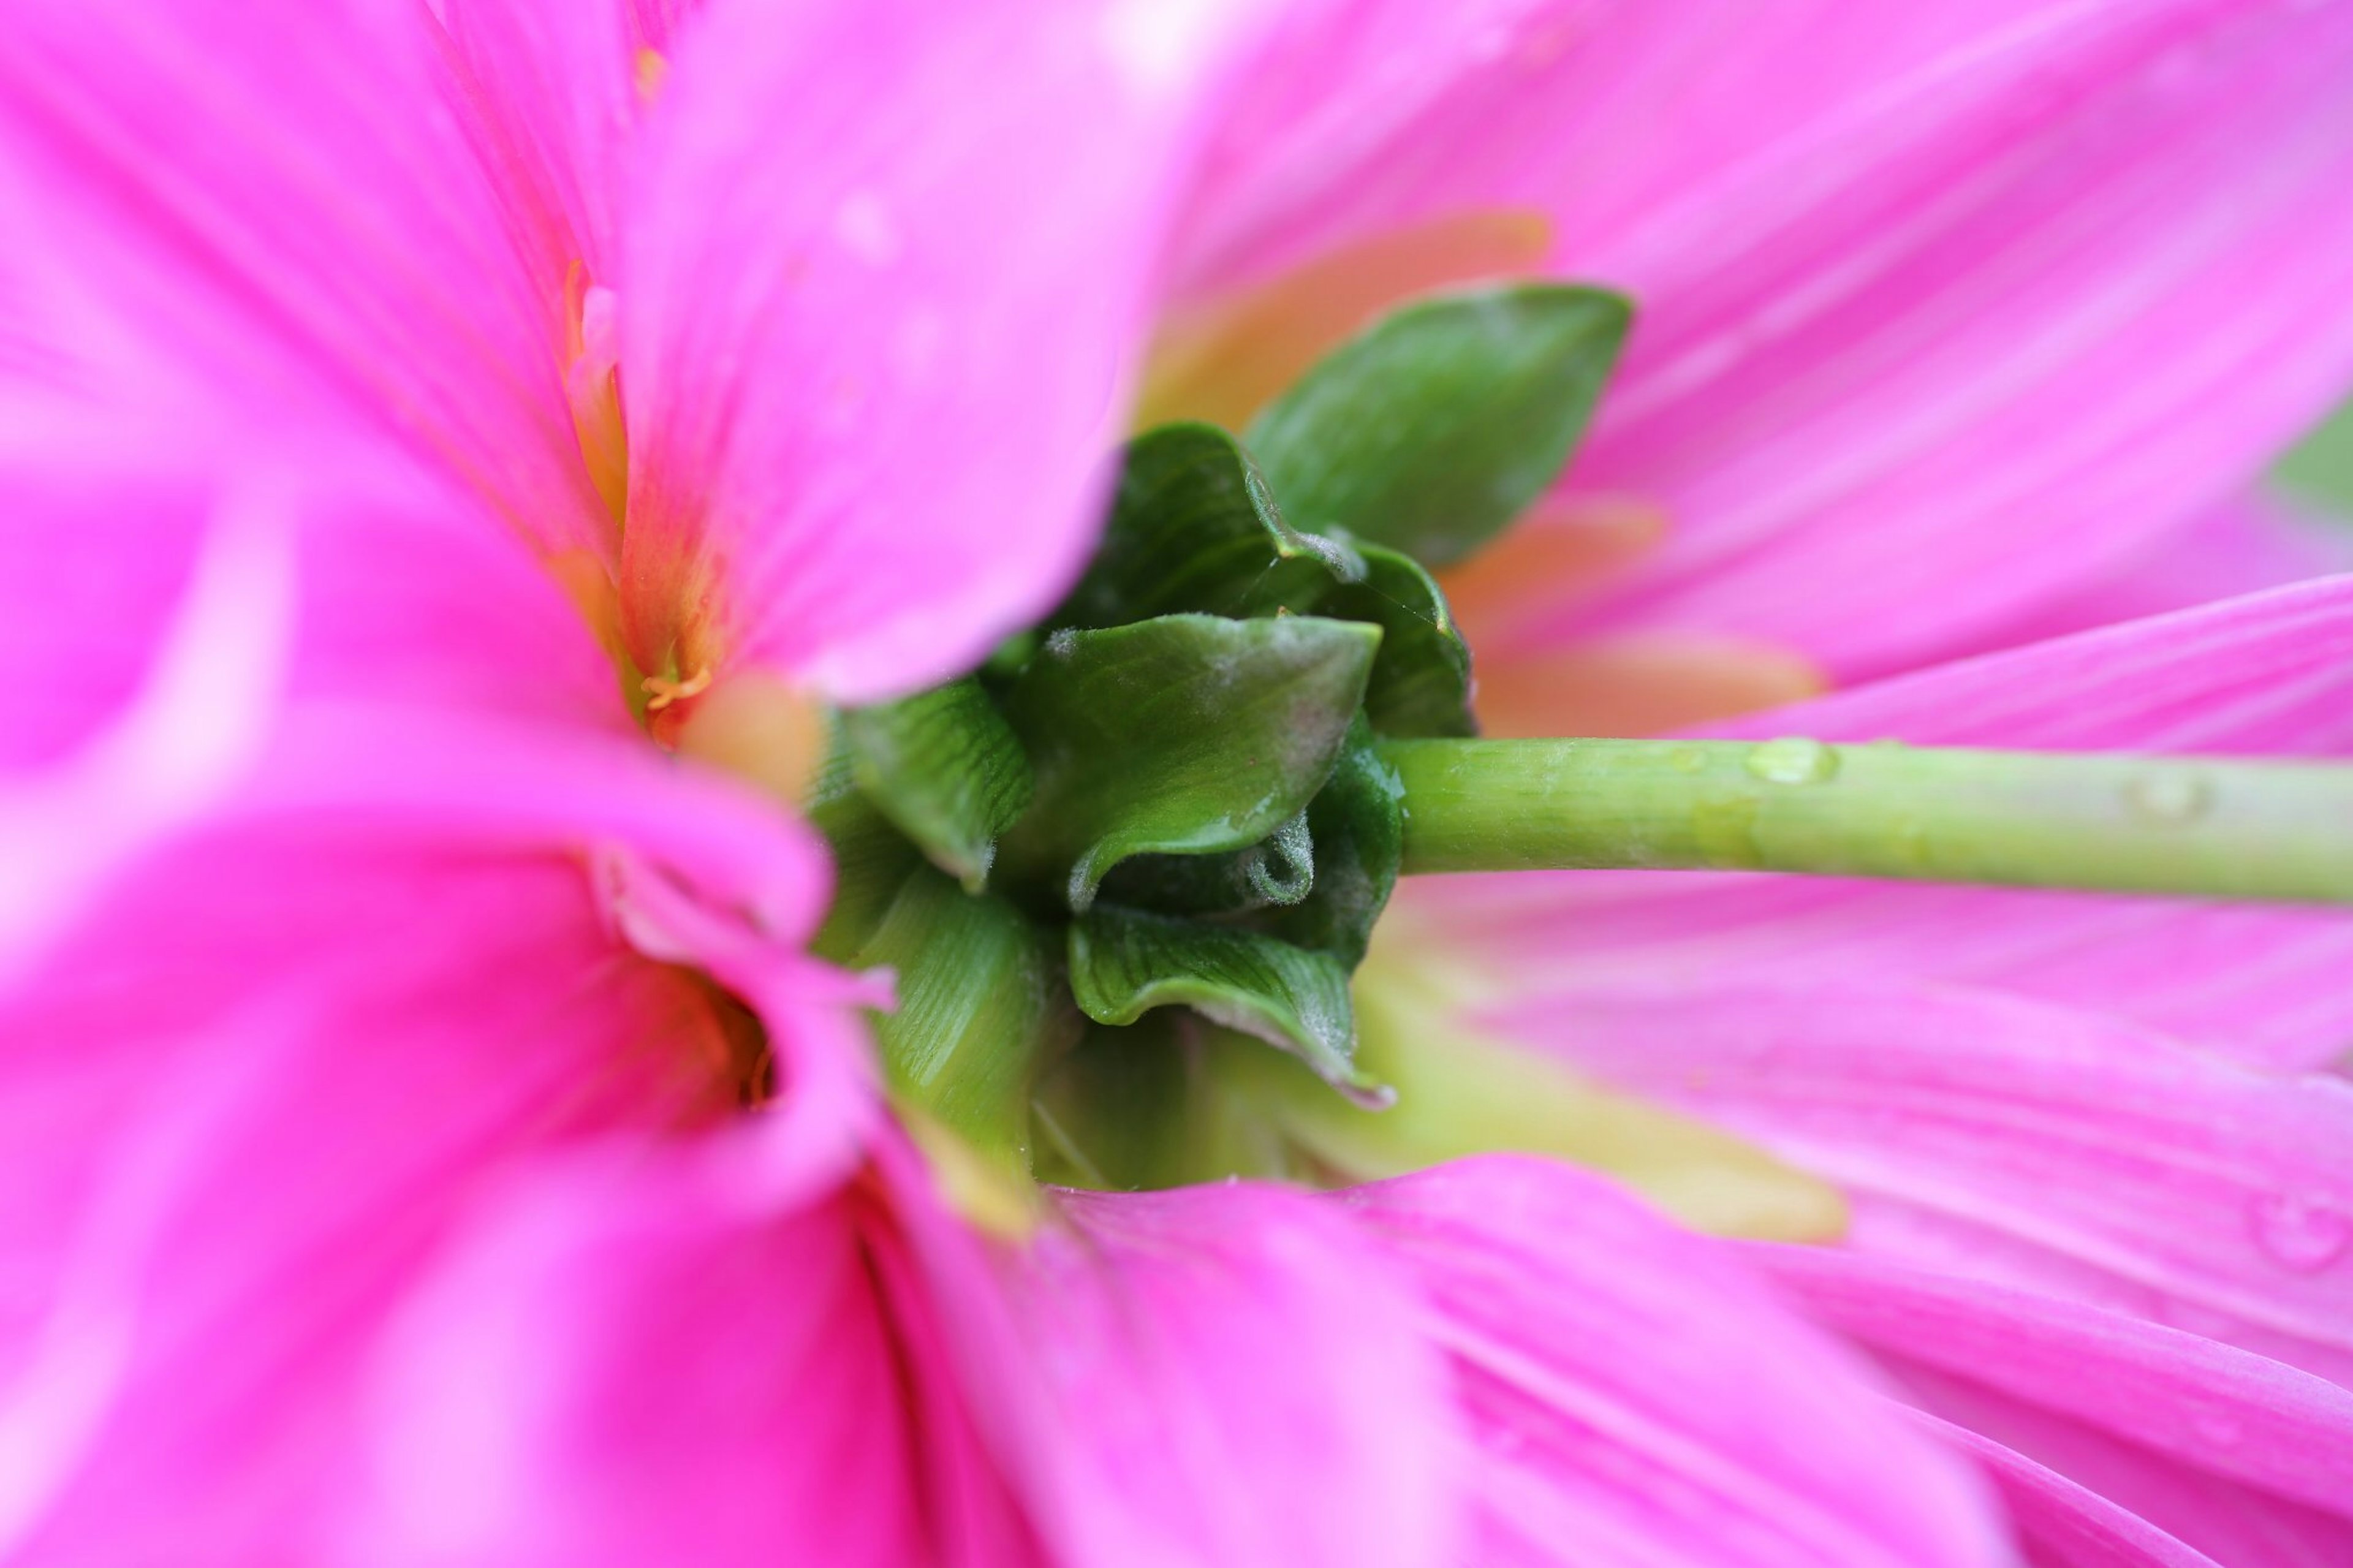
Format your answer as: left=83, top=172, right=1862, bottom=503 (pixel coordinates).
left=840, top=677, right=1034, bottom=892
left=995, top=613, right=1380, bottom=912
left=1068, top=904, right=1382, bottom=1100
left=1246, top=284, right=1631, bottom=566
left=1052, top=421, right=1361, bottom=629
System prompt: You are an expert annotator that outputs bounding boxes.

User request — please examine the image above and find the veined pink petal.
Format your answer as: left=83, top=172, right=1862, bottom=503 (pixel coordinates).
left=1181, top=0, right=2077, bottom=294
left=0, top=849, right=772, bottom=1561
left=1186, top=0, right=2353, bottom=678
left=434, top=0, right=645, bottom=303
left=0, top=0, right=609, bottom=558
left=1490, top=979, right=2353, bottom=1383
left=1935, top=490, right=2353, bottom=661
left=1552, top=3, right=2353, bottom=676
left=1338, top=1156, right=2015, bottom=1568
left=971, top=1176, right=1462, bottom=1568
left=0, top=466, right=872, bottom=1556
left=616, top=0, right=1259, bottom=701
left=1410, top=577, right=2353, bottom=1072
left=341, top=1143, right=995, bottom=1567
left=1748, top=1245, right=2353, bottom=1563
left=1915, top=1415, right=2230, bottom=1568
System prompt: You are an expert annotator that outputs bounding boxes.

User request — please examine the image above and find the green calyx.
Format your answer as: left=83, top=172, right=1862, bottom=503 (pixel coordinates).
left=808, top=281, right=1631, bottom=1182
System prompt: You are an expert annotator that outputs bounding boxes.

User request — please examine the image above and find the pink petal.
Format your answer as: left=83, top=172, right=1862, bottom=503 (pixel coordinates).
left=959, top=1175, right=1463, bottom=1568
left=433, top=0, right=646, bottom=301
left=0, top=472, right=290, bottom=975
left=1915, top=1415, right=2231, bottom=1568
left=341, top=1143, right=999, bottom=1566
left=1411, top=577, right=2353, bottom=1072
left=1188, top=1, right=2353, bottom=678
left=1750, top=1245, right=2353, bottom=1533
left=0, top=468, right=870, bottom=1556
left=616, top=0, right=1256, bottom=700
left=1488, top=978, right=2353, bottom=1384
left=1339, top=1156, right=2016, bottom=1567
left=1936, top=490, right=2353, bottom=661
left=0, top=0, right=608, bottom=557
left=0, top=847, right=788, bottom=1559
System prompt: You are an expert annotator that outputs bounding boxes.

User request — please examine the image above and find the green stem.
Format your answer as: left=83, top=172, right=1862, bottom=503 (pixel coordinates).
left=1382, top=737, right=2353, bottom=903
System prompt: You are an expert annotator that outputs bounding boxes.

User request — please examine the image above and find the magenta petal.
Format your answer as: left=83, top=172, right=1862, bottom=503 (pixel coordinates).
left=1414, top=578, right=2353, bottom=1072
left=0, top=0, right=607, bottom=556
left=0, top=473, right=290, bottom=975
left=616, top=0, right=1252, bottom=699
left=1754, top=1247, right=2353, bottom=1566
left=0, top=846, right=790, bottom=1560
left=890, top=1165, right=1463, bottom=1568
left=1338, top=1156, right=2016, bottom=1568
left=0, top=466, right=873, bottom=1556
left=1934, top=490, right=2353, bottom=661
left=1495, top=979, right=2353, bottom=1382
left=434, top=0, right=646, bottom=298
left=1191, top=1, right=2353, bottom=676
left=342, top=1145, right=971, bottom=1566
left=1019, top=1182, right=1460, bottom=1568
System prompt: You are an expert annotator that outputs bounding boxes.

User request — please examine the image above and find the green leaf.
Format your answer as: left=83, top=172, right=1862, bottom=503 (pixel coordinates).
left=1268, top=716, right=1404, bottom=969
left=1051, top=422, right=1361, bottom=629
left=1068, top=904, right=1386, bottom=1101
left=995, top=613, right=1380, bottom=912
left=812, top=839, right=1075, bottom=1175
left=839, top=678, right=1034, bottom=893
left=1319, top=545, right=1476, bottom=738
left=1246, top=284, right=1631, bottom=566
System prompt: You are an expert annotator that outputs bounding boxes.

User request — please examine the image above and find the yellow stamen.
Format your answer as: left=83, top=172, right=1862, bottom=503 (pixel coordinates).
left=641, top=665, right=713, bottom=712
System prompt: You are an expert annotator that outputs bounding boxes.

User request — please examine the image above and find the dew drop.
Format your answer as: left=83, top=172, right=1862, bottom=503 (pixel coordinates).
left=1745, top=737, right=1839, bottom=786
left=2247, top=1191, right=2350, bottom=1273
left=2124, top=771, right=2211, bottom=825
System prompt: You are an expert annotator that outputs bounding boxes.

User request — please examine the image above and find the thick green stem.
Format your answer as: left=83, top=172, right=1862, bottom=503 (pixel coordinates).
left=1382, top=737, right=2353, bottom=903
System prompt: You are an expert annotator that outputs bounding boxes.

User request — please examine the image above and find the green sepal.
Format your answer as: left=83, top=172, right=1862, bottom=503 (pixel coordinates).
left=1052, top=422, right=1362, bottom=630
left=1067, top=904, right=1386, bottom=1103
left=1028, top=1013, right=1213, bottom=1191
left=1319, top=546, right=1476, bottom=738
left=1245, top=283, right=1631, bottom=566
left=995, top=613, right=1379, bottom=912
left=811, top=794, right=1076, bottom=1175
left=839, top=678, right=1034, bottom=892
left=1267, top=716, right=1404, bottom=969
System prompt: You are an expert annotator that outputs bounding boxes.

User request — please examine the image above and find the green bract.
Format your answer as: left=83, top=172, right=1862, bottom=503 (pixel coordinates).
left=839, top=678, right=1033, bottom=892
left=1068, top=905, right=1374, bottom=1099
left=993, top=613, right=1379, bottom=912
left=1247, top=283, right=1630, bottom=566
left=804, top=277, right=1632, bottom=1184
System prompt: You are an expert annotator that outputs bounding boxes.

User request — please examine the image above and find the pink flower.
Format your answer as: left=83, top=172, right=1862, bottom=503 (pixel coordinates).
left=2, top=3, right=2352, bottom=1567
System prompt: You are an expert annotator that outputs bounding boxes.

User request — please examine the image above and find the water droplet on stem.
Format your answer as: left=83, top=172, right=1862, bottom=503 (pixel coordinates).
left=2124, top=771, right=2211, bottom=825
left=1745, top=737, right=1839, bottom=786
